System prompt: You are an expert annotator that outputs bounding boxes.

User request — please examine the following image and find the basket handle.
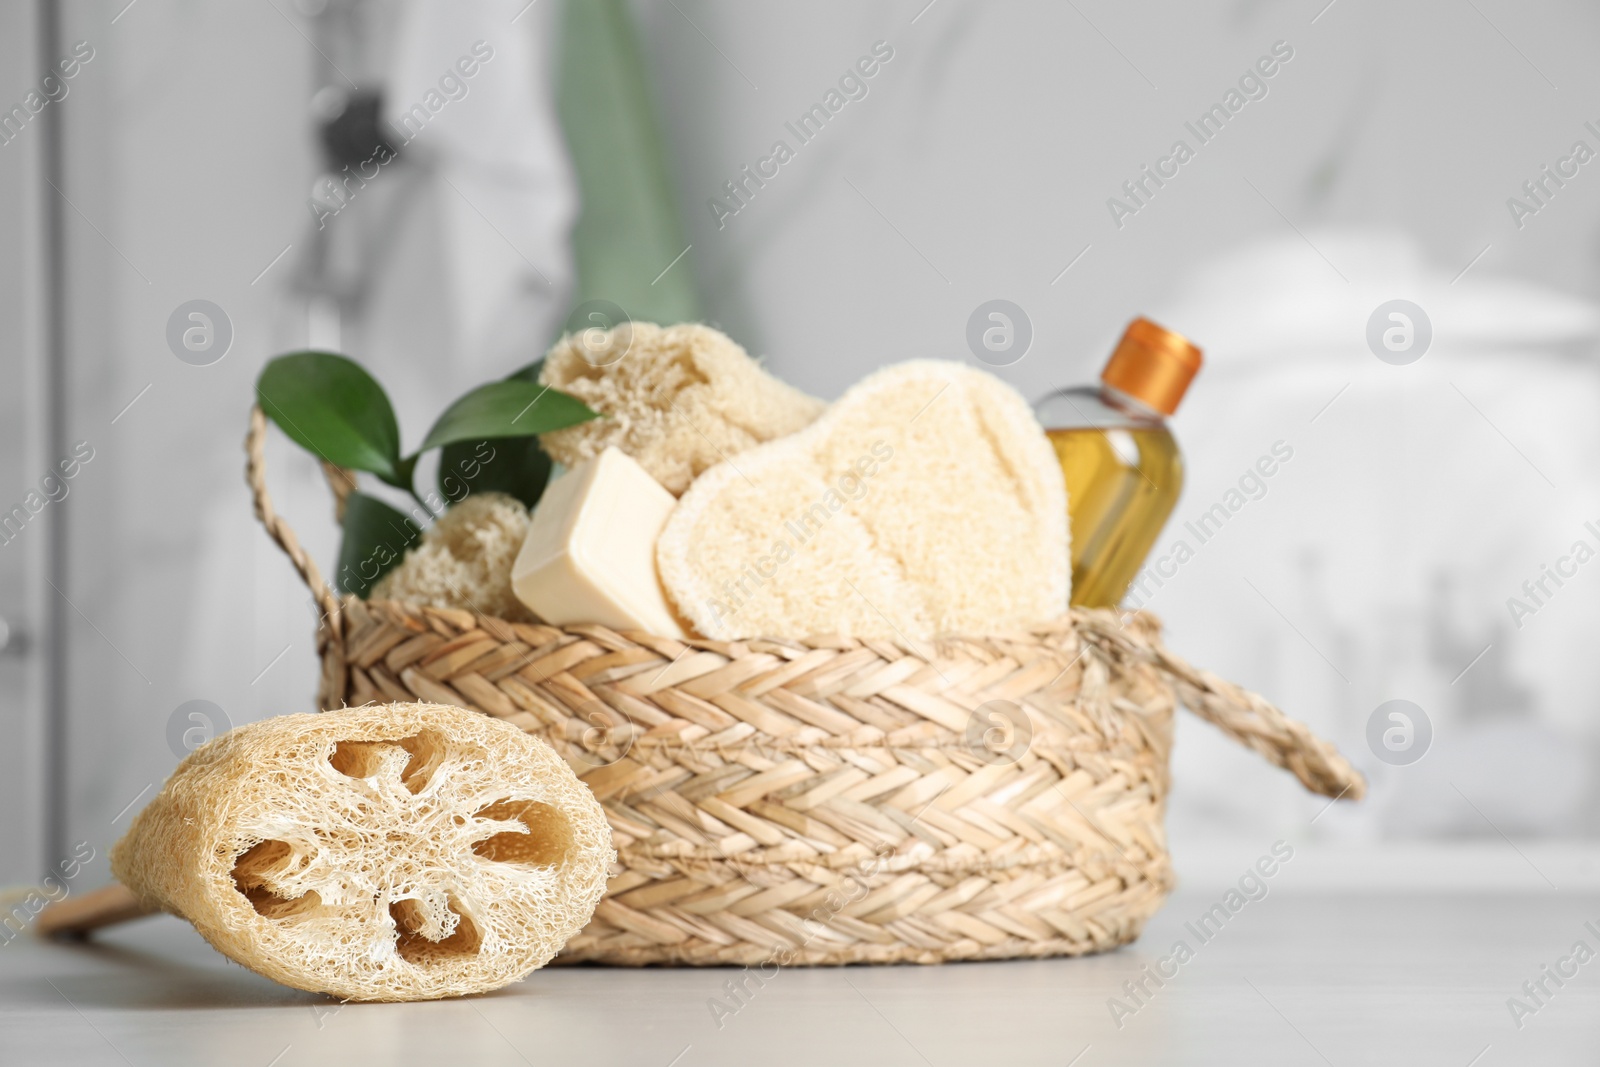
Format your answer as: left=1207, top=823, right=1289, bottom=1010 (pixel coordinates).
left=1074, top=611, right=1366, bottom=801
left=245, top=405, right=351, bottom=635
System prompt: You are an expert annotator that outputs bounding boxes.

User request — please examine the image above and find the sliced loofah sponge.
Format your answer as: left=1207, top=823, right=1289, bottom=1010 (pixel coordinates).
left=538, top=322, right=825, bottom=495
left=656, top=360, right=1070, bottom=641
left=110, top=703, right=612, bottom=1002
left=372, top=492, right=532, bottom=620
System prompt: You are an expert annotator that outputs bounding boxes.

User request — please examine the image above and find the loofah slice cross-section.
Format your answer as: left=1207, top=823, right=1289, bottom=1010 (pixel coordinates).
left=110, top=702, right=613, bottom=1001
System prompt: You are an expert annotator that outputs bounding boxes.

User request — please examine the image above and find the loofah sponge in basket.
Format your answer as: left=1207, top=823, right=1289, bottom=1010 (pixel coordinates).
left=372, top=492, right=533, bottom=621
left=110, top=702, right=612, bottom=1001
left=537, top=322, right=826, bottom=495
left=655, top=360, right=1071, bottom=641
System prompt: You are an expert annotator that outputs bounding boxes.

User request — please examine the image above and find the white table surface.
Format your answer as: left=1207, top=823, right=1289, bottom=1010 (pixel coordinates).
left=3, top=892, right=1595, bottom=1066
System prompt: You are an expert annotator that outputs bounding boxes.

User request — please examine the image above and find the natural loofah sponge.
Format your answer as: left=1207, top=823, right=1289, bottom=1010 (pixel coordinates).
left=372, top=492, right=532, bottom=620
left=656, top=360, right=1070, bottom=641
left=538, top=322, right=825, bottom=495
left=110, top=703, right=613, bottom=1002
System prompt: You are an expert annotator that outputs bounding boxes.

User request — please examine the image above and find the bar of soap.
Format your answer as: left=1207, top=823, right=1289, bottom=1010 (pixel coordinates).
left=512, top=447, right=686, bottom=637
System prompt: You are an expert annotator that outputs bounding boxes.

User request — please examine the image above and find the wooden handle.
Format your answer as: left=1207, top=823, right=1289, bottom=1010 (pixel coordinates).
left=34, top=883, right=156, bottom=939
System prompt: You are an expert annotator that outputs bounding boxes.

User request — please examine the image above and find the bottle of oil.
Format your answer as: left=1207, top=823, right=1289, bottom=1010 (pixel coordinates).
left=1035, top=318, right=1201, bottom=608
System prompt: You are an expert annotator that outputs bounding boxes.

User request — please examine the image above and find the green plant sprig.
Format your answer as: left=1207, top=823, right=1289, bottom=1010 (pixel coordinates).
left=255, top=351, right=597, bottom=597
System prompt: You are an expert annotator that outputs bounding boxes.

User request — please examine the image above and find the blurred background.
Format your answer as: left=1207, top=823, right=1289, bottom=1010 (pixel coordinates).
left=4, top=0, right=1600, bottom=893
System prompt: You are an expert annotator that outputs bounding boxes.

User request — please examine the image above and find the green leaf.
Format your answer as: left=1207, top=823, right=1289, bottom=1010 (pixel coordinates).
left=335, top=492, right=424, bottom=598
left=557, top=0, right=701, bottom=329
left=257, top=352, right=404, bottom=486
left=438, top=436, right=553, bottom=510
left=432, top=360, right=556, bottom=509
left=418, top=379, right=597, bottom=454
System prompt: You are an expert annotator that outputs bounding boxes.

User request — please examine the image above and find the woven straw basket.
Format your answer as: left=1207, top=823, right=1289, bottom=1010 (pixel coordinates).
left=247, top=407, right=1364, bottom=966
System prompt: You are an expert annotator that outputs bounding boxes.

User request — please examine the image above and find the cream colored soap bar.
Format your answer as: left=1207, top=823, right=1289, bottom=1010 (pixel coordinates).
left=512, top=447, right=686, bottom=638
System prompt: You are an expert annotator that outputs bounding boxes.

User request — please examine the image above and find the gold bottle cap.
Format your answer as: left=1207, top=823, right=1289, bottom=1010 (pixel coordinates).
left=1100, top=317, right=1202, bottom=416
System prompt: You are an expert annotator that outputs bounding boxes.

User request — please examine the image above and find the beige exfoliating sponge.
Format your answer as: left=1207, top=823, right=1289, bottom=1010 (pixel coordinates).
left=372, top=492, right=532, bottom=620
left=538, top=322, right=825, bottom=495
left=656, top=360, right=1070, bottom=641
left=110, top=703, right=612, bottom=1002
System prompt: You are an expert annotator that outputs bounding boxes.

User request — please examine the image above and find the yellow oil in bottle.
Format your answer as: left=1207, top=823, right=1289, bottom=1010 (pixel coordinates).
left=1049, top=425, right=1184, bottom=608
left=1036, top=317, right=1201, bottom=609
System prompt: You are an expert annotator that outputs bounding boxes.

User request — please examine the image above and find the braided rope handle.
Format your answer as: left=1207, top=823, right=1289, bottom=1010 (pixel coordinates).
left=1073, top=610, right=1366, bottom=801
left=246, top=405, right=349, bottom=636
left=322, top=460, right=357, bottom=523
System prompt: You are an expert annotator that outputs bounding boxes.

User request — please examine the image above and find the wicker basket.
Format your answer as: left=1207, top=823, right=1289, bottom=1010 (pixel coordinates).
left=247, top=407, right=1364, bottom=966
